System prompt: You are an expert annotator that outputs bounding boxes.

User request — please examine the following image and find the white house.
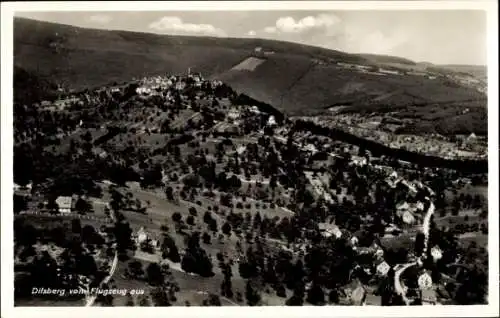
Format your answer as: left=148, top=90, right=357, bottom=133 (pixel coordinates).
left=318, top=223, right=342, bottom=239
left=249, top=106, right=260, bottom=114
left=136, top=227, right=149, bottom=244
left=236, top=145, right=247, bottom=155
left=175, top=82, right=186, bottom=90
left=228, top=109, right=240, bottom=120
left=267, top=115, right=277, bottom=127
left=430, top=246, right=443, bottom=262
left=402, top=211, right=416, bottom=225
left=379, top=68, right=400, bottom=75
left=376, top=261, right=391, bottom=276
left=55, top=196, right=73, bottom=214
left=350, top=236, right=359, bottom=246
left=136, top=87, right=152, bottom=95
left=375, top=248, right=385, bottom=259
left=418, top=272, right=433, bottom=290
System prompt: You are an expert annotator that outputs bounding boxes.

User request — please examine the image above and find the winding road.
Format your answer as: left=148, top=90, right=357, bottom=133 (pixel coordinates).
left=85, top=208, right=118, bottom=307
left=393, top=198, right=436, bottom=304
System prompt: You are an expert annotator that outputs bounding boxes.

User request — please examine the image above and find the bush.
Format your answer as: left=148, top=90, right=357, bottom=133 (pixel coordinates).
left=172, top=212, right=182, bottom=223
left=189, top=207, right=198, bottom=216
left=222, top=222, right=232, bottom=235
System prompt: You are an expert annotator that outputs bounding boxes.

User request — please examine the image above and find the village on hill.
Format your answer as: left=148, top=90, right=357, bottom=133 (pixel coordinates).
left=13, top=69, right=488, bottom=307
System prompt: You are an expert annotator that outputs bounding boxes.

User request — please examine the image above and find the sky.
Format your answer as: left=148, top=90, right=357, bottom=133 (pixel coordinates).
left=15, top=10, right=487, bottom=65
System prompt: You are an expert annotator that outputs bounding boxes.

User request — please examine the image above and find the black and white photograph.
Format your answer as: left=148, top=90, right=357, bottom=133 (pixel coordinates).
left=1, top=1, right=498, bottom=316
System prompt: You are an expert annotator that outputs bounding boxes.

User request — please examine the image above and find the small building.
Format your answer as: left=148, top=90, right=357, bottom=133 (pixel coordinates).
left=55, top=196, right=73, bottom=214
left=228, top=109, right=240, bottom=120
left=379, top=68, right=400, bottom=75
left=430, top=246, right=443, bottom=262
left=375, top=247, right=385, bottom=259
left=304, top=143, right=317, bottom=153
left=236, top=145, right=247, bottom=155
left=402, top=211, right=416, bottom=225
left=175, top=82, right=186, bottom=90
left=136, top=227, right=149, bottom=244
left=267, top=115, right=277, bottom=127
left=421, top=288, right=438, bottom=305
left=318, top=222, right=342, bottom=239
left=418, top=272, right=433, bottom=290
left=249, top=106, right=260, bottom=114
left=350, top=236, right=359, bottom=246
left=376, top=260, right=391, bottom=276
left=466, top=132, right=477, bottom=143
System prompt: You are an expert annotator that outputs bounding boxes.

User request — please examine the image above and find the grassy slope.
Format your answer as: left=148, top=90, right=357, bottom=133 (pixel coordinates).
left=14, top=18, right=487, bottom=132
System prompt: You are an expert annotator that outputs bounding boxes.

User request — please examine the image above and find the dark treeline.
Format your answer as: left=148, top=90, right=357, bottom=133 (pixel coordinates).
left=93, top=126, right=125, bottom=146
left=233, top=93, right=285, bottom=124
left=293, top=119, right=488, bottom=174
left=14, top=66, right=59, bottom=106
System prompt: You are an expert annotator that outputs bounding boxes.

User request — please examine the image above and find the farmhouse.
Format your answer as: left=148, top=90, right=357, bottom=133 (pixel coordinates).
left=55, top=196, right=73, bottom=214
left=267, top=115, right=277, bottom=127
left=135, top=227, right=149, bottom=244
left=228, top=109, right=241, bottom=120
left=376, top=260, right=391, bottom=276
left=430, top=246, right=443, bottom=261
left=379, top=68, right=400, bottom=75
left=318, top=222, right=342, bottom=239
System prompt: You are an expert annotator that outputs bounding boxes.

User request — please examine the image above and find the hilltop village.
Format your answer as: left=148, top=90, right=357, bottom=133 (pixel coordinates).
left=14, top=71, right=488, bottom=307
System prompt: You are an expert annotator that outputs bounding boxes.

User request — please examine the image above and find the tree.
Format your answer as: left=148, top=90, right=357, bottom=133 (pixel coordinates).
left=71, top=219, right=82, bottom=233
left=151, top=287, right=171, bottom=306
left=306, top=283, right=325, bottom=305
left=161, top=235, right=181, bottom=263
left=189, top=207, right=198, bottom=216
left=125, top=294, right=135, bottom=306
left=81, top=225, right=97, bottom=244
left=209, top=219, right=218, bottom=233
left=245, top=280, right=261, bottom=306
left=202, top=232, right=211, bottom=244
left=75, top=197, right=92, bottom=214
left=128, top=260, right=144, bottom=278
left=328, top=288, right=340, bottom=304
left=286, top=280, right=305, bottom=306
left=221, top=264, right=233, bottom=298
left=203, top=294, right=222, bottom=306
left=138, top=295, right=150, bottom=306
left=203, top=211, right=213, bottom=224
left=113, top=221, right=133, bottom=253
left=181, top=232, right=214, bottom=277
left=222, top=222, right=232, bottom=236
left=186, top=215, right=195, bottom=226
left=146, top=263, right=164, bottom=286
left=47, top=199, right=59, bottom=214
left=172, top=212, right=182, bottom=223
left=165, top=186, right=174, bottom=201
left=13, top=194, right=28, bottom=214
left=414, top=232, right=426, bottom=256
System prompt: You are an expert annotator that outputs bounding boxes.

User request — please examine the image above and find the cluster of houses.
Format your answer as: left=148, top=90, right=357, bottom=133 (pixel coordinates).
left=336, top=62, right=402, bottom=76
left=253, top=46, right=275, bottom=56
left=133, top=71, right=226, bottom=99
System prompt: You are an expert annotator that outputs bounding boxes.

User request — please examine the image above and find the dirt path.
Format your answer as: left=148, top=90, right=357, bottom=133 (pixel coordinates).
left=86, top=208, right=118, bottom=307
